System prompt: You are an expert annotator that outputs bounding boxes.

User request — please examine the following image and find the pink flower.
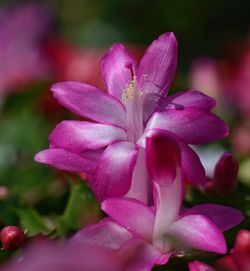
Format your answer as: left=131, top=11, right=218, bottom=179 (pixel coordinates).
left=189, top=39, right=250, bottom=119
left=46, top=39, right=105, bottom=89
left=221, top=42, right=250, bottom=118
left=0, top=240, right=123, bottom=271
left=35, top=32, right=228, bottom=203
left=231, top=122, right=250, bottom=156
left=70, top=132, right=243, bottom=270
left=189, top=249, right=250, bottom=271
left=0, top=3, right=52, bottom=98
left=189, top=58, right=221, bottom=101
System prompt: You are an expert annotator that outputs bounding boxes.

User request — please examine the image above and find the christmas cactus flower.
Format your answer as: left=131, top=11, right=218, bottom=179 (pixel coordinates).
left=35, top=32, right=228, bottom=203
left=69, top=218, right=169, bottom=271
left=69, top=132, right=243, bottom=270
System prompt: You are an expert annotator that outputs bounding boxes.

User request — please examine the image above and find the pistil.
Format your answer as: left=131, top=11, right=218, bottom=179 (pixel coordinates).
left=122, top=64, right=144, bottom=143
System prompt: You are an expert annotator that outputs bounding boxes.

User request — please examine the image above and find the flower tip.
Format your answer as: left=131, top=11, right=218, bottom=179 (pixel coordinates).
left=34, top=151, right=46, bottom=163
left=159, top=31, right=178, bottom=45
left=225, top=125, right=230, bottom=137
left=156, top=254, right=171, bottom=265
left=50, top=82, right=62, bottom=93
left=51, top=81, right=76, bottom=95
left=216, top=239, right=227, bottom=254
left=51, top=82, right=68, bottom=95
left=100, top=199, right=109, bottom=212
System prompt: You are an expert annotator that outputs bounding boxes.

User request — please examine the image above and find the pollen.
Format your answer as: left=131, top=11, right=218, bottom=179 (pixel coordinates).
left=122, top=76, right=142, bottom=103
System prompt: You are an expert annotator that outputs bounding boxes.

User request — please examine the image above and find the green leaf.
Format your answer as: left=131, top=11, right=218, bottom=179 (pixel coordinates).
left=58, top=181, right=100, bottom=234
left=16, top=208, right=54, bottom=236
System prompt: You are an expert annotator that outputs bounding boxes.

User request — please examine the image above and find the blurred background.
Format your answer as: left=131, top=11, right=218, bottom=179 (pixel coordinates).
left=0, top=0, right=249, bottom=269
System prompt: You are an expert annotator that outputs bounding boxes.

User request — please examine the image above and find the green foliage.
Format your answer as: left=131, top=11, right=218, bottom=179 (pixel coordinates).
left=58, top=180, right=100, bottom=235
left=16, top=208, right=54, bottom=236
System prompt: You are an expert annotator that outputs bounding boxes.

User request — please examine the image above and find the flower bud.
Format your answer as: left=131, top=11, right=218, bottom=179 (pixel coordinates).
left=0, top=226, right=25, bottom=250
left=214, top=152, right=238, bottom=196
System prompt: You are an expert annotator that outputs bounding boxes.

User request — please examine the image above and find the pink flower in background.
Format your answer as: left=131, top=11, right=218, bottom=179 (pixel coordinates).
left=46, top=39, right=105, bottom=89
left=189, top=58, right=221, bottom=101
left=70, top=132, right=243, bottom=270
left=232, top=122, right=250, bottom=156
left=35, top=32, right=228, bottom=203
left=186, top=229, right=250, bottom=271
left=189, top=37, right=250, bottom=119
left=215, top=230, right=250, bottom=271
left=221, top=40, right=250, bottom=118
left=0, top=3, right=52, bottom=99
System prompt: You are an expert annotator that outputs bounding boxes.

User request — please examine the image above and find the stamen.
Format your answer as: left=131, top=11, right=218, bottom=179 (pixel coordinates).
left=122, top=77, right=137, bottom=103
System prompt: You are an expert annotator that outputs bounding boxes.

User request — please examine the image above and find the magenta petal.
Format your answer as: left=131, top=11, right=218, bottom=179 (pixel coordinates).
left=69, top=218, right=132, bottom=251
left=146, top=131, right=181, bottom=186
left=0, top=240, right=122, bottom=271
left=102, top=198, right=154, bottom=242
left=138, top=129, right=206, bottom=185
left=162, top=90, right=216, bottom=111
left=94, top=141, right=138, bottom=201
left=34, top=148, right=97, bottom=173
left=188, top=260, right=216, bottom=271
left=178, top=140, right=206, bottom=185
left=184, top=204, right=244, bottom=232
left=49, top=121, right=126, bottom=153
left=137, top=32, right=178, bottom=96
left=51, top=81, right=126, bottom=129
left=119, top=238, right=170, bottom=271
left=168, top=214, right=227, bottom=254
left=146, top=108, right=229, bottom=145
left=101, top=43, right=137, bottom=101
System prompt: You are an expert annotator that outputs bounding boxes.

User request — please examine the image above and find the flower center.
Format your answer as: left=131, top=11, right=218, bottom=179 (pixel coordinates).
left=122, top=63, right=144, bottom=143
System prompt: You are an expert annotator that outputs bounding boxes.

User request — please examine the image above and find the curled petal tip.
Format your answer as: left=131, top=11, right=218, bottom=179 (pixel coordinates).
left=34, top=151, right=45, bottom=163
left=50, top=82, right=66, bottom=93
left=158, top=31, right=177, bottom=41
